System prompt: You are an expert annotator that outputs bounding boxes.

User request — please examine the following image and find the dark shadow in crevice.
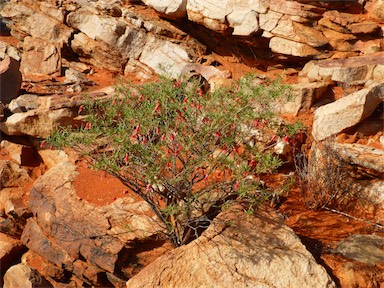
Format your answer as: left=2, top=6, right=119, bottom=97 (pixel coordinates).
left=298, top=235, right=341, bottom=287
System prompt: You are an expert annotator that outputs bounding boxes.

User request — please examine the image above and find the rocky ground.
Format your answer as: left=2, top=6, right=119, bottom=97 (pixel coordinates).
left=0, top=0, right=384, bottom=287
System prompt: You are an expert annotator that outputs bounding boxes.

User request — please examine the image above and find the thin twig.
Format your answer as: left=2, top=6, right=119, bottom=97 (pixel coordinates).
left=323, top=207, right=384, bottom=230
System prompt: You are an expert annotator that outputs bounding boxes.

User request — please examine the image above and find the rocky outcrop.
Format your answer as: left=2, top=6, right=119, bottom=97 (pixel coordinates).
left=0, top=87, right=114, bottom=138
left=126, top=206, right=336, bottom=288
left=20, top=161, right=163, bottom=286
left=312, top=83, right=384, bottom=141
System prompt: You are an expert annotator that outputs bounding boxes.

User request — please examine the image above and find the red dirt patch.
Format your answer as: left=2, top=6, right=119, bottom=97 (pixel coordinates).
left=73, top=160, right=136, bottom=206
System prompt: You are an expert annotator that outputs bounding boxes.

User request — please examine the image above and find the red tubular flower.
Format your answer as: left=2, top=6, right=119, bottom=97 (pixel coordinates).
left=271, top=134, right=277, bottom=141
left=40, top=140, right=46, bottom=148
left=173, top=80, right=181, bottom=88
left=283, top=135, right=289, bottom=143
left=78, top=105, right=84, bottom=114
left=199, top=88, right=203, bottom=97
left=124, top=153, right=129, bottom=163
left=253, top=120, right=259, bottom=127
left=85, top=122, right=92, bottom=130
left=146, top=184, right=151, bottom=192
left=153, top=102, right=161, bottom=113
left=234, top=180, right=239, bottom=190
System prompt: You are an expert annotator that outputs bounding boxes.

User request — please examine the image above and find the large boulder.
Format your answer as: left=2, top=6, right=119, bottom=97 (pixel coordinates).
left=0, top=56, right=22, bottom=105
left=21, top=161, right=163, bottom=285
left=126, top=206, right=336, bottom=288
left=312, top=83, right=384, bottom=141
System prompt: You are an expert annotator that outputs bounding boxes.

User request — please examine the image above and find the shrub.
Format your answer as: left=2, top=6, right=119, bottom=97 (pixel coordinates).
left=294, top=139, right=362, bottom=210
left=47, top=74, right=296, bottom=247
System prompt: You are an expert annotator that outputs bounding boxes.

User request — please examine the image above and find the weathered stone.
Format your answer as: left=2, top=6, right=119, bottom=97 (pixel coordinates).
left=0, top=40, right=21, bottom=61
left=181, top=63, right=231, bottom=88
left=299, top=52, right=384, bottom=83
left=318, top=17, right=350, bottom=34
left=271, top=19, right=328, bottom=48
left=20, top=37, right=61, bottom=76
left=126, top=206, right=335, bottom=288
left=21, top=250, right=68, bottom=283
left=332, top=143, right=384, bottom=176
left=366, top=0, right=384, bottom=22
left=22, top=161, right=162, bottom=284
left=322, top=10, right=363, bottom=27
left=67, top=10, right=147, bottom=61
left=269, top=37, right=321, bottom=57
left=38, top=149, right=69, bottom=170
left=227, top=9, right=259, bottom=36
left=3, top=263, right=53, bottom=288
left=143, top=0, right=187, bottom=19
left=334, top=234, right=384, bottom=265
left=70, top=32, right=123, bottom=72
left=139, top=35, right=191, bottom=77
left=348, top=22, right=380, bottom=34
left=0, top=140, right=41, bottom=166
left=186, top=0, right=230, bottom=33
left=276, top=82, right=330, bottom=115
left=0, top=2, right=72, bottom=43
left=269, top=0, right=325, bottom=19
left=0, top=160, right=29, bottom=189
left=312, top=83, right=384, bottom=141
left=322, top=28, right=357, bottom=42
left=259, top=10, right=282, bottom=32
left=0, top=108, right=78, bottom=138
left=0, top=56, right=22, bottom=105
left=8, top=94, right=40, bottom=113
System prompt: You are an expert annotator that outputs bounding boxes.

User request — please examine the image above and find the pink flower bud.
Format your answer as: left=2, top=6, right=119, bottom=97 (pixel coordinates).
left=234, top=180, right=239, bottom=190
left=124, top=153, right=129, bottom=163
left=78, top=105, right=84, bottom=114
left=271, top=134, right=277, bottom=141
left=153, top=102, right=161, bottom=113
left=85, top=122, right=92, bottom=130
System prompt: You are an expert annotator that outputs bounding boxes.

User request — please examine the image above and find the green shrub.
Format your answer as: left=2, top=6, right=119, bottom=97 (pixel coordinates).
left=47, top=74, right=296, bottom=247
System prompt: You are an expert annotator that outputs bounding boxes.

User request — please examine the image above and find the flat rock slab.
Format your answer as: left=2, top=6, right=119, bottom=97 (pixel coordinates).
left=334, top=234, right=384, bottom=265
left=299, top=52, right=384, bottom=83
